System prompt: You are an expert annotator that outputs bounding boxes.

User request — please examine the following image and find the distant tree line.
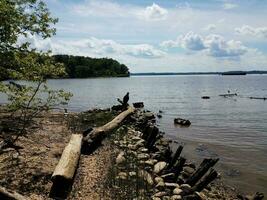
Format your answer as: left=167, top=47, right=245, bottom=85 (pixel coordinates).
left=53, top=55, right=130, bottom=78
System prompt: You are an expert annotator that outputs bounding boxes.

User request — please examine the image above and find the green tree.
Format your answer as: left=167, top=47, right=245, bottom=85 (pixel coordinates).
left=0, top=0, right=72, bottom=152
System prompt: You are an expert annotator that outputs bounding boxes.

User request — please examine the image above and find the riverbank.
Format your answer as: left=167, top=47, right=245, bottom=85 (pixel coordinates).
left=0, top=106, right=264, bottom=199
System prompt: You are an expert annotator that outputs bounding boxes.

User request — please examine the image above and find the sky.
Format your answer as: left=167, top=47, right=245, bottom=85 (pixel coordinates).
left=30, top=0, right=267, bottom=72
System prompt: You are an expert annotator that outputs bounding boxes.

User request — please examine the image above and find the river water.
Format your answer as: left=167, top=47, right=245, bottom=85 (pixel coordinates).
left=2, top=75, right=267, bottom=193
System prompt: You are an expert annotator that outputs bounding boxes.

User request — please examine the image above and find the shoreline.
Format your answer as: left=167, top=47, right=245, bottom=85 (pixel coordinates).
left=0, top=105, right=264, bottom=199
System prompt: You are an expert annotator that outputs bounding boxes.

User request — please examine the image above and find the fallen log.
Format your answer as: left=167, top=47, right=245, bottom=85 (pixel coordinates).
left=192, top=168, right=218, bottom=192
left=51, top=134, right=83, bottom=182
left=0, top=186, right=28, bottom=200
left=186, top=158, right=219, bottom=186
left=168, top=145, right=183, bottom=169
left=83, top=106, right=135, bottom=145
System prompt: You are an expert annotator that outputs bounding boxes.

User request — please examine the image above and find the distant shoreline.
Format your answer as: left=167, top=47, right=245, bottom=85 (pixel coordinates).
left=130, top=70, right=267, bottom=76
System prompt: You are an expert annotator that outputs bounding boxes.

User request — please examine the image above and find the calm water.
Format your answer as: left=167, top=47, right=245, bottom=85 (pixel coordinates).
left=2, top=75, right=267, bottom=193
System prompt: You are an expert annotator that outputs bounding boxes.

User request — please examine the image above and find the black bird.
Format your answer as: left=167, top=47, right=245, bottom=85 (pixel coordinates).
left=123, top=92, right=129, bottom=105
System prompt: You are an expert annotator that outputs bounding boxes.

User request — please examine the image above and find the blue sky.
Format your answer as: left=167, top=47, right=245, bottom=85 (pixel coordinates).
left=31, top=0, right=267, bottom=72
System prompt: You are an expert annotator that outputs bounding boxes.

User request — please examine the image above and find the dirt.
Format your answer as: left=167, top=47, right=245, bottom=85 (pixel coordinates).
left=0, top=110, right=116, bottom=200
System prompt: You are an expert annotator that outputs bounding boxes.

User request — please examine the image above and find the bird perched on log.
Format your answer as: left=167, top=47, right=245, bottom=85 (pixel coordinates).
left=123, top=92, right=129, bottom=105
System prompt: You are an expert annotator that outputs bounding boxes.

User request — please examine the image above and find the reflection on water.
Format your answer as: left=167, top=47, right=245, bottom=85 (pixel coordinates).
left=1, top=75, right=267, bottom=193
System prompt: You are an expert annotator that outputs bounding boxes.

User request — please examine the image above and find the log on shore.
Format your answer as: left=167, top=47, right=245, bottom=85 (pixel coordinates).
left=83, top=106, right=135, bottom=145
left=0, top=186, right=28, bottom=200
left=51, top=134, right=83, bottom=182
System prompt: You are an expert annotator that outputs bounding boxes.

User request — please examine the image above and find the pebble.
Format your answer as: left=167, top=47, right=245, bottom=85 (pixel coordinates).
left=165, top=182, right=179, bottom=189
left=171, top=195, right=182, bottom=200
left=154, top=161, right=167, bottom=174
left=156, top=181, right=165, bottom=190
left=153, top=191, right=167, bottom=197
left=155, top=176, right=164, bottom=184
left=137, top=153, right=150, bottom=160
left=173, top=188, right=183, bottom=195
left=116, top=151, right=126, bottom=164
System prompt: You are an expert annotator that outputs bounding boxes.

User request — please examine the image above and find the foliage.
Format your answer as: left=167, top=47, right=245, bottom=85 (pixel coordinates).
left=0, top=0, right=72, bottom=147
left=54, top=55, right=130, bottom=78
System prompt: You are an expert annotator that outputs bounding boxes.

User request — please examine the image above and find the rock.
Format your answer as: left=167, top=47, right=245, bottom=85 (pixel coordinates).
left=132, top=136, right=142, bottom=141
left=154, top=161, right=167, bottom=174
left=116, top=172, right=127, bottom=180
left=139, top=170, right=154, bottom=186
left=180, top=184, right=192, bottom=193
left=157, top=114, right=162, bottom=118
left=171, top=195, right=182, bottom=200
left=153, top=192, right=167, bottom=197
left=155, top=176, right=164, bottom=184
left=133, top=102, right=144, bottom=108
left=173, top=188, right=183, bottom=195
left=144, top=112, right=155, bottom=119
left=152, top=197, right=161, bottom=200
left=174, top=118, right=191, bottom=126
left=165, top=182, right=179, bottom=189
left=183, top=166, right=195, bottom=174
left=135, top=139, right=145, bottom=147
left=138, top=147, right=148, bottom=153
left=145, top=159, right=158, bottom=166
left=128, top=144, right=138, bottom=150
left=161, top=173, right=175, bottom=180
left=129, top=171, right=137, bottom=177
left=156, top=181, right=165, bottom=190
left=137, top=153, right=150, bottom=160
left=162, top=196, right=171, bottom=200
left=116, top=151, right=126, bottom=164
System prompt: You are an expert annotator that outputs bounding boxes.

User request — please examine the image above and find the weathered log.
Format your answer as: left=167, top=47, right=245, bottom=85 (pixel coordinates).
left=0, top=186, right=28, bottom=200
left=51, top=134, right=83, bottom=182
left=192, top=168, right=218, bottom=192
left=173, top=157, right=186, bottom=181
left=83, top=106, right=135, bottom=144
left=146, top=125, right=159, bottom=150
left=186, top=158, right=219, bottom=186
left=168, top=145, right=183, bottom=169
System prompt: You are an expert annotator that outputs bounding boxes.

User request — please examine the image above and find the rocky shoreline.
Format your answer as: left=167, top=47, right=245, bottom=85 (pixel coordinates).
left=100, top=106, right=264, bottom=200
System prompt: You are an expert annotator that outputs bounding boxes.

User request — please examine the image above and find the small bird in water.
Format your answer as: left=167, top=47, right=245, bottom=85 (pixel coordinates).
left=123, top=92, right=129, bottom=105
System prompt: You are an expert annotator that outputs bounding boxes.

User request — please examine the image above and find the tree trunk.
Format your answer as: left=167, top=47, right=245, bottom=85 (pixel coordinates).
left=0, top=186, right=28, bottom=200
left=83, top=106, right=135, bottom=144
left=51, top=134, right=83, bottom=182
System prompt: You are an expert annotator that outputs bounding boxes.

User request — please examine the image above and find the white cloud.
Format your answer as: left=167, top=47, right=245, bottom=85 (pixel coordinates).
left=138, top=3, right=168, bottom=21
left=204, top=34, right=247, bottom=57
left=223, top=3, right=238, bottom=10
left=235, top=25, right=267, bottom=38
left=204, top=24, right=216, bottom=31
left=23, top=36, right=165, bottom=59
left=161, top=32, right=248, bottom=58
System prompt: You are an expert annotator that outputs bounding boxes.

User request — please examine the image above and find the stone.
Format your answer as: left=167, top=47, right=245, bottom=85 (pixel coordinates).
left=139, top=170, right=154, bottom=186
left=145, top=159, right=158, bottom=166
left=165, top=183, right=179, bottom=189
left=154, top=161, right=167, bottom=174
left=137, top=153, right=150, bottom=160
left=153, top=192, right=167, bottom=197
left=116, top=151, right=126, bottom=164
left=180, top=184, right=192, bottom=193
left=173, top=188, right=183, bottom=195
left=156, top=181, right=165, bottom=190
left=155, top=176, right=164, bottom=184
left=139, top=147, right=148, bottom=153
left=162, top=196, right=171, bottom=200
left=171, top=195, right=182, bottom=200
left=135, top=139, right=145, bottom=147
left=144, top=112, right=155, bottom=119
left=183, top=166, right=195, bottom=174
left=129, top=171, right=137, bottom=177
left=116, top=172, right=127, bottom=180
left=152, top=197, right=161, bottom=200
left=161, top=173, right=175, bottom=180
left=128, top=144, right=138, bottom=150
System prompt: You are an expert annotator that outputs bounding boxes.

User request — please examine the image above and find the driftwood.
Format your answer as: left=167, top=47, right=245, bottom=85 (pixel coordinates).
left=192, top=168, right=218, bottom=192
left=0, top=186, right=28, bottom=200
left=168, top=145, right=183, bottom=169
left=83, top=106, right=135, bottom=145
left=51, top=134, right=83, bottom=182
left=186, top=158, right=219, bottom=186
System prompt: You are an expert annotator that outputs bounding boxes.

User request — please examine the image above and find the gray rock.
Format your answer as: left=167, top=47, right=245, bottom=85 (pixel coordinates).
left=137, top=153, right=150, bottom=160
left=145, top=159, right=158, bottom=166
left=165, top=182, right=179, bottom=189
left=171, top=195, right=182, bottom=200
left=155, top=176, right=164, bottom=184
left=173, top=188, right=183, bottom=195
left=180, top=184, right=192, bottom=193
left=156, top=181, right=165, bottom=190
left=144, top=112, right=155, bottom=119
left=116, top=172, right=127, bottom=180
left=183, top=166, right=195, bottom=174
left=139, top=170, right=154, bottom=186
left=129, top=171, right=137, bottom=177
left=154, top=161, right=167, bottom=174
left=116, top=151, right=126, bottom=164
left=153, top=191, right=167, bottom=197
